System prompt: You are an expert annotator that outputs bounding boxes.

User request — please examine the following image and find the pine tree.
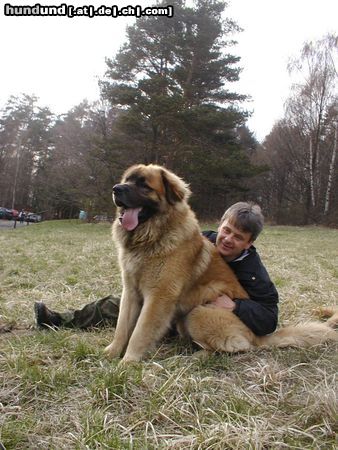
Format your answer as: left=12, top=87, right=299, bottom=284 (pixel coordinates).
left=101, top=0, right=261, bottom=216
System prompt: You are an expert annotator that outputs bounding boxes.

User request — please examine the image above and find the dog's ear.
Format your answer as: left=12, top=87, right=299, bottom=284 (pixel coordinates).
left=161, top=169, right=191, bottom=204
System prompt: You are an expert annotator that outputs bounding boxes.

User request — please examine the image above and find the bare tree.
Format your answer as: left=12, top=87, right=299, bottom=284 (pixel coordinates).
left=324, top=108, right=338, bottom=215
left=286, top=34, right=338, bottom=218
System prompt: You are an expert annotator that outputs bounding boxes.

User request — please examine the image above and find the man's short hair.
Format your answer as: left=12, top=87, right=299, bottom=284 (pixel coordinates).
left=220, top=202, right=264, bottom=241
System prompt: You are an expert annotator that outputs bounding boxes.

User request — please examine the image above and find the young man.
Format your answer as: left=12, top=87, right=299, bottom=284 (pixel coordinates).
left=35, top=202, right=278, bottom=336
left=204, top=202, right=278, bottom=335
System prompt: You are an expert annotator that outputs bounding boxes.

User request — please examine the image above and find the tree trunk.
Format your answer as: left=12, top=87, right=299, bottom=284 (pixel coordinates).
left=11, top=135, right=22, bottom=209
left=309, top=138, right=316, bottom=207
left=324, top=123, right=337, bottom=215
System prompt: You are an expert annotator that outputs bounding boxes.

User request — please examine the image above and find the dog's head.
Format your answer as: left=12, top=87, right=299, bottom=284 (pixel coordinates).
left=113, top=164, right=191, bottom=231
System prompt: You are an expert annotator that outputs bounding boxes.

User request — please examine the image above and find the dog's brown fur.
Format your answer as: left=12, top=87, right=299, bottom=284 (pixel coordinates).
left=104, top=164, right=337, bottom=362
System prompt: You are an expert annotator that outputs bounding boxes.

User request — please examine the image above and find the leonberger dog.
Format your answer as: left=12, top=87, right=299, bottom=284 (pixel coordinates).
left=104, top=164, right=338, bottom=363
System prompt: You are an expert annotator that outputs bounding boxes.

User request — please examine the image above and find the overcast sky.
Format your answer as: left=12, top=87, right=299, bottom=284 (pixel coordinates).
left=1, top=0, right=337, bottom=141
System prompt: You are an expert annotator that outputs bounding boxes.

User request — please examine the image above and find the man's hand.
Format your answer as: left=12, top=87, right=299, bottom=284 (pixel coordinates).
left=206, top=294, right=236, bottom=311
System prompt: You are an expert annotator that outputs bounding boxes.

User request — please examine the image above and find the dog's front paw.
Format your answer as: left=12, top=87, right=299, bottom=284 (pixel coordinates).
left=224, top=335, right=252, bottom=353
left=104, top=343, right=122, bottom=359
left=120, top=352, right=142, bottom=364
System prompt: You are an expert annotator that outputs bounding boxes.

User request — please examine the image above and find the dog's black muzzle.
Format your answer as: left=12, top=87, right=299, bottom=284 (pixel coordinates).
left=112, top=184, right=133, bottom=208
left=112, top=183, right=149, bottom=210
left=112, top=184, right=128, bottom=196
left=112, top=182, right=159, bottom=225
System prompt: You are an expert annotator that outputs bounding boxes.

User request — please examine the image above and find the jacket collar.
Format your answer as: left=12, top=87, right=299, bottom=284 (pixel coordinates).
left=229, top=245, right=256, bottom=263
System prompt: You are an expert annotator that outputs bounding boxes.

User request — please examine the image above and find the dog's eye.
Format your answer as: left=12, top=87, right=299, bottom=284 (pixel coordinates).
left=137, top=178, right=153, bottom=191
left=142, top=183, right=153, bottom=191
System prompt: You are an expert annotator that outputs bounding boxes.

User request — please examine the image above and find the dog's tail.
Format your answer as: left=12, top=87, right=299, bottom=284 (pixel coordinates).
left=255, top=307, right=338, bottom=349
left=312, top=306, right=338, bottom=329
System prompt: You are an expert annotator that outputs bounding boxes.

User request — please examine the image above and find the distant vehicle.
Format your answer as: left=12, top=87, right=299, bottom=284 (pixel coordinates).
left=26, top=213, right=42, bottom=223
left=0, top=207, right=18, bottom=220
left=0, top=207, right=9, bottom=219
left=93, top=215, right=113, bottom=223
left=94, top=215, right=106, bottom=222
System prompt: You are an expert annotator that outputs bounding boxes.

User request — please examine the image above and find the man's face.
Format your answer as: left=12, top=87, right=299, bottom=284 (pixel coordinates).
left=216, top=219, right=253, bottom=262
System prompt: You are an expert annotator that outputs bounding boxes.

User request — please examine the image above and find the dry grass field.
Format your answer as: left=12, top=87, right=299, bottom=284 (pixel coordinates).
left=0, top=220, right=337, bottom=449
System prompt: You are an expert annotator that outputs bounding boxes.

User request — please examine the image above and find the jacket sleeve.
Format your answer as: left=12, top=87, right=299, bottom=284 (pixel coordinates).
left=233, top=299, right=278, bottom=336
left=231, top=261, right=279, bottom=336
left=202, top=230, right=217, bottom=244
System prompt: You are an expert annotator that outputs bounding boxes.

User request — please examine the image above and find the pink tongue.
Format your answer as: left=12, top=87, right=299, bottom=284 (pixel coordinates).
left=121, top=208, right=142, bottom=231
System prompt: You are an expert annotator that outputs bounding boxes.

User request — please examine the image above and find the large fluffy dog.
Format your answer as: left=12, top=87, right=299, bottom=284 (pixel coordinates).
left=105, top=164, right=338, bottom=362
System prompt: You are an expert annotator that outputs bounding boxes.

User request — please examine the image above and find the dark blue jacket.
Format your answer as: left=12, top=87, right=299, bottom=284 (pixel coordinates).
left=203, top=231, right=279, bottom=336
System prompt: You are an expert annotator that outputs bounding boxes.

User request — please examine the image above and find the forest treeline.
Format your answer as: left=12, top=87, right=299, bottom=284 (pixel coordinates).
left=0, top=0, right=337, bottom=224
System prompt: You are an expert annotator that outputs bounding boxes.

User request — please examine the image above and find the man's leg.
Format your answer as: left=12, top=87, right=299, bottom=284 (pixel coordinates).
left=35, top=295, right=120, bottom=329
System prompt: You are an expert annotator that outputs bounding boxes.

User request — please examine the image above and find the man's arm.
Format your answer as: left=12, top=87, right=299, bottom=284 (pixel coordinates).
left=233, top=297, right=278, bottom=336
left=208, top=293, right=278, bottom=336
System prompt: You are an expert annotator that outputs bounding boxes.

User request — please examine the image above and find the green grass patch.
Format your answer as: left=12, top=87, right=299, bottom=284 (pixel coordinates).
left=0, top=220, right=337, bottom=449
